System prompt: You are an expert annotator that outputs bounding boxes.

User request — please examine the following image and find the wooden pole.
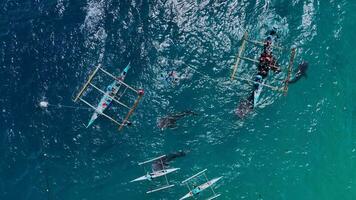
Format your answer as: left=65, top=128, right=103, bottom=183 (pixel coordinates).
left=118, top=90, right=144, bottom=131
left=73, top=65, right=101, bottom=102
left=231, top=32, right=248, bottom=80
left=89, top=83, right=131, bottom=109
left=99, top=67, right=138, bottom=93
left=138, top=155, right=166, bottom=165
left=239, top=56, right=259, bottom=64
left=283, top=48, right=296, bottom=95
left=232, top=76, right=282, bottom=91
left=245, top=39, right=284, bottom=51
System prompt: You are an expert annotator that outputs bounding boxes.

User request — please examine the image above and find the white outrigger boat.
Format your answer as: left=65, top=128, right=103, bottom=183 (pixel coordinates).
left=180, top=169, right=222, bottom=200
left=73, top=63, right=144, bottom=131
left=130, top=168, right=180, bottom=182
left=86, top=63, right=130, bottom=127
left=131, top=155, right=180, bottom=194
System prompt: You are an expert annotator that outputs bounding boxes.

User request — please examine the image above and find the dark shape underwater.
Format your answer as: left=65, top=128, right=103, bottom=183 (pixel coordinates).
left=289, top=61, right=309, bottom=84
left=152, top=151, right=187, bottom=171
left=157, top=110, right=198, bottom=130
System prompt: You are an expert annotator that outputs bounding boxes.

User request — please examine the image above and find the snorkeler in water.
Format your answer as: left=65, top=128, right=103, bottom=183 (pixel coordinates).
left=164, top=70, right=180, bottom=84
left=161, top=68, right=192, bottom=86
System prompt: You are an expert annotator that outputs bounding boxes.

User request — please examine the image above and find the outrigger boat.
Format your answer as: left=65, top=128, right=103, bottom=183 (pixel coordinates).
left=73, top=63, right=144, bottom=131
left=86, top=63, right=130, bottom=127
left=131, top=155, right=180, bottom=194
left=231, top=31, right=297, bottom=118
left=180, top=169, right=222, bottom=200
left=130, top=168, right=180, bottom=182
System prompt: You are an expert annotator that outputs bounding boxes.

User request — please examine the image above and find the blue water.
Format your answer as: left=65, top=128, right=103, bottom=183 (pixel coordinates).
left=1, top=0, right=355, bottom=200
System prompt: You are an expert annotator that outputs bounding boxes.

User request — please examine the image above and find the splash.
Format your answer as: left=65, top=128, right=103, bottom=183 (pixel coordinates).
left=39, top=101, right=49, bottom=108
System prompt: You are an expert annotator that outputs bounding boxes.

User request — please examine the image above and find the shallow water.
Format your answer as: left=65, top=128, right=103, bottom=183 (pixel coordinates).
left=0, top=0, right=355, bottom=200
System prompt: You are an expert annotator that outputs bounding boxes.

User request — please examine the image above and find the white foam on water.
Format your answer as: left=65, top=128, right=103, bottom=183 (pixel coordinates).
left=56, top=0, right=66, bottom=17
left=81, top=0, right=108, bottom=62
left=297, top=0, right=317, bottom=44
left=39, top=101, right=49, bottom=108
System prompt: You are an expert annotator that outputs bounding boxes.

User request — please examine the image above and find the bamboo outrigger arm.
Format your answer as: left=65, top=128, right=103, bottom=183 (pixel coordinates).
left=138, top=155, right=166, bottom=166
left=73, top=64, right=101, bottom=102
left=119, top=89, right=144, bottom=131
left=232, top=75, right=283, bottom=91
left=283, top=48, right=297, bottom=95
left=245, top=39, right=284, bottom=51
left=99, top=67, right=138, bottom=93
left=146, top=185, right=175, bottom=194
left=89, top=83, right=131, bottom=109
left=182, top=169, right=208, bottom=184
left=231, top=32, right=248, bottom=80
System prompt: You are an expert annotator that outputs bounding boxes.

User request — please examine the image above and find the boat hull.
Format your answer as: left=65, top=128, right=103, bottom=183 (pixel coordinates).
left=253, top=80, right=264, bottom=108
left=130, top=168, right=180, bottom=183
left=86, top=83, right=117, bottom=127
left=235, top=75, right=264, bottom=118
left=179, top=177, right=222, bottom=200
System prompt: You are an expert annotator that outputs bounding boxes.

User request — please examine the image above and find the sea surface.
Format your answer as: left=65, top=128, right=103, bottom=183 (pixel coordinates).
left=0, top=0, right=355, bottom=200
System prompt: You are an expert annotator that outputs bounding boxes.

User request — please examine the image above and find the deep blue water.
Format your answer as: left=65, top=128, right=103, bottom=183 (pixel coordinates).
left=1, top=0, right=355, bottom=200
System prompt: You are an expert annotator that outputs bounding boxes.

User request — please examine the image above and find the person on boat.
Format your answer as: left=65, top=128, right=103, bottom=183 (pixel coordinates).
left=157, top=110, right=198, bottom=130
left=235, top=29, right=281, bottom=118
left=288, top=61, right=308, bottom=84
left=257, top=37, right=281, bottom=79
left=152, top=150, right=187, bottom=171
left=107, top=85, right=113, bottom=92
left=146, top=172, right=153, bottom=181
left=107, top=84, right=117, bottom=96
left=250, top=31, right=281, bottom=95
left=117, top=73, right=126, bottom=81
left=191, top=185, right=201, bottom=195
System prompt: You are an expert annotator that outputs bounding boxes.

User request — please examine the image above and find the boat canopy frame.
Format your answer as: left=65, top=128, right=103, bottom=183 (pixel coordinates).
left=73, top=64, right=144, bottom=131
left=230, top=31, right=297, bottom=95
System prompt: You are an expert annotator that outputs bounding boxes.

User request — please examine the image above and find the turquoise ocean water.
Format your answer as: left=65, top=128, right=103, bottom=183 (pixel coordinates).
left=0, top=0, right=355, bottom=200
